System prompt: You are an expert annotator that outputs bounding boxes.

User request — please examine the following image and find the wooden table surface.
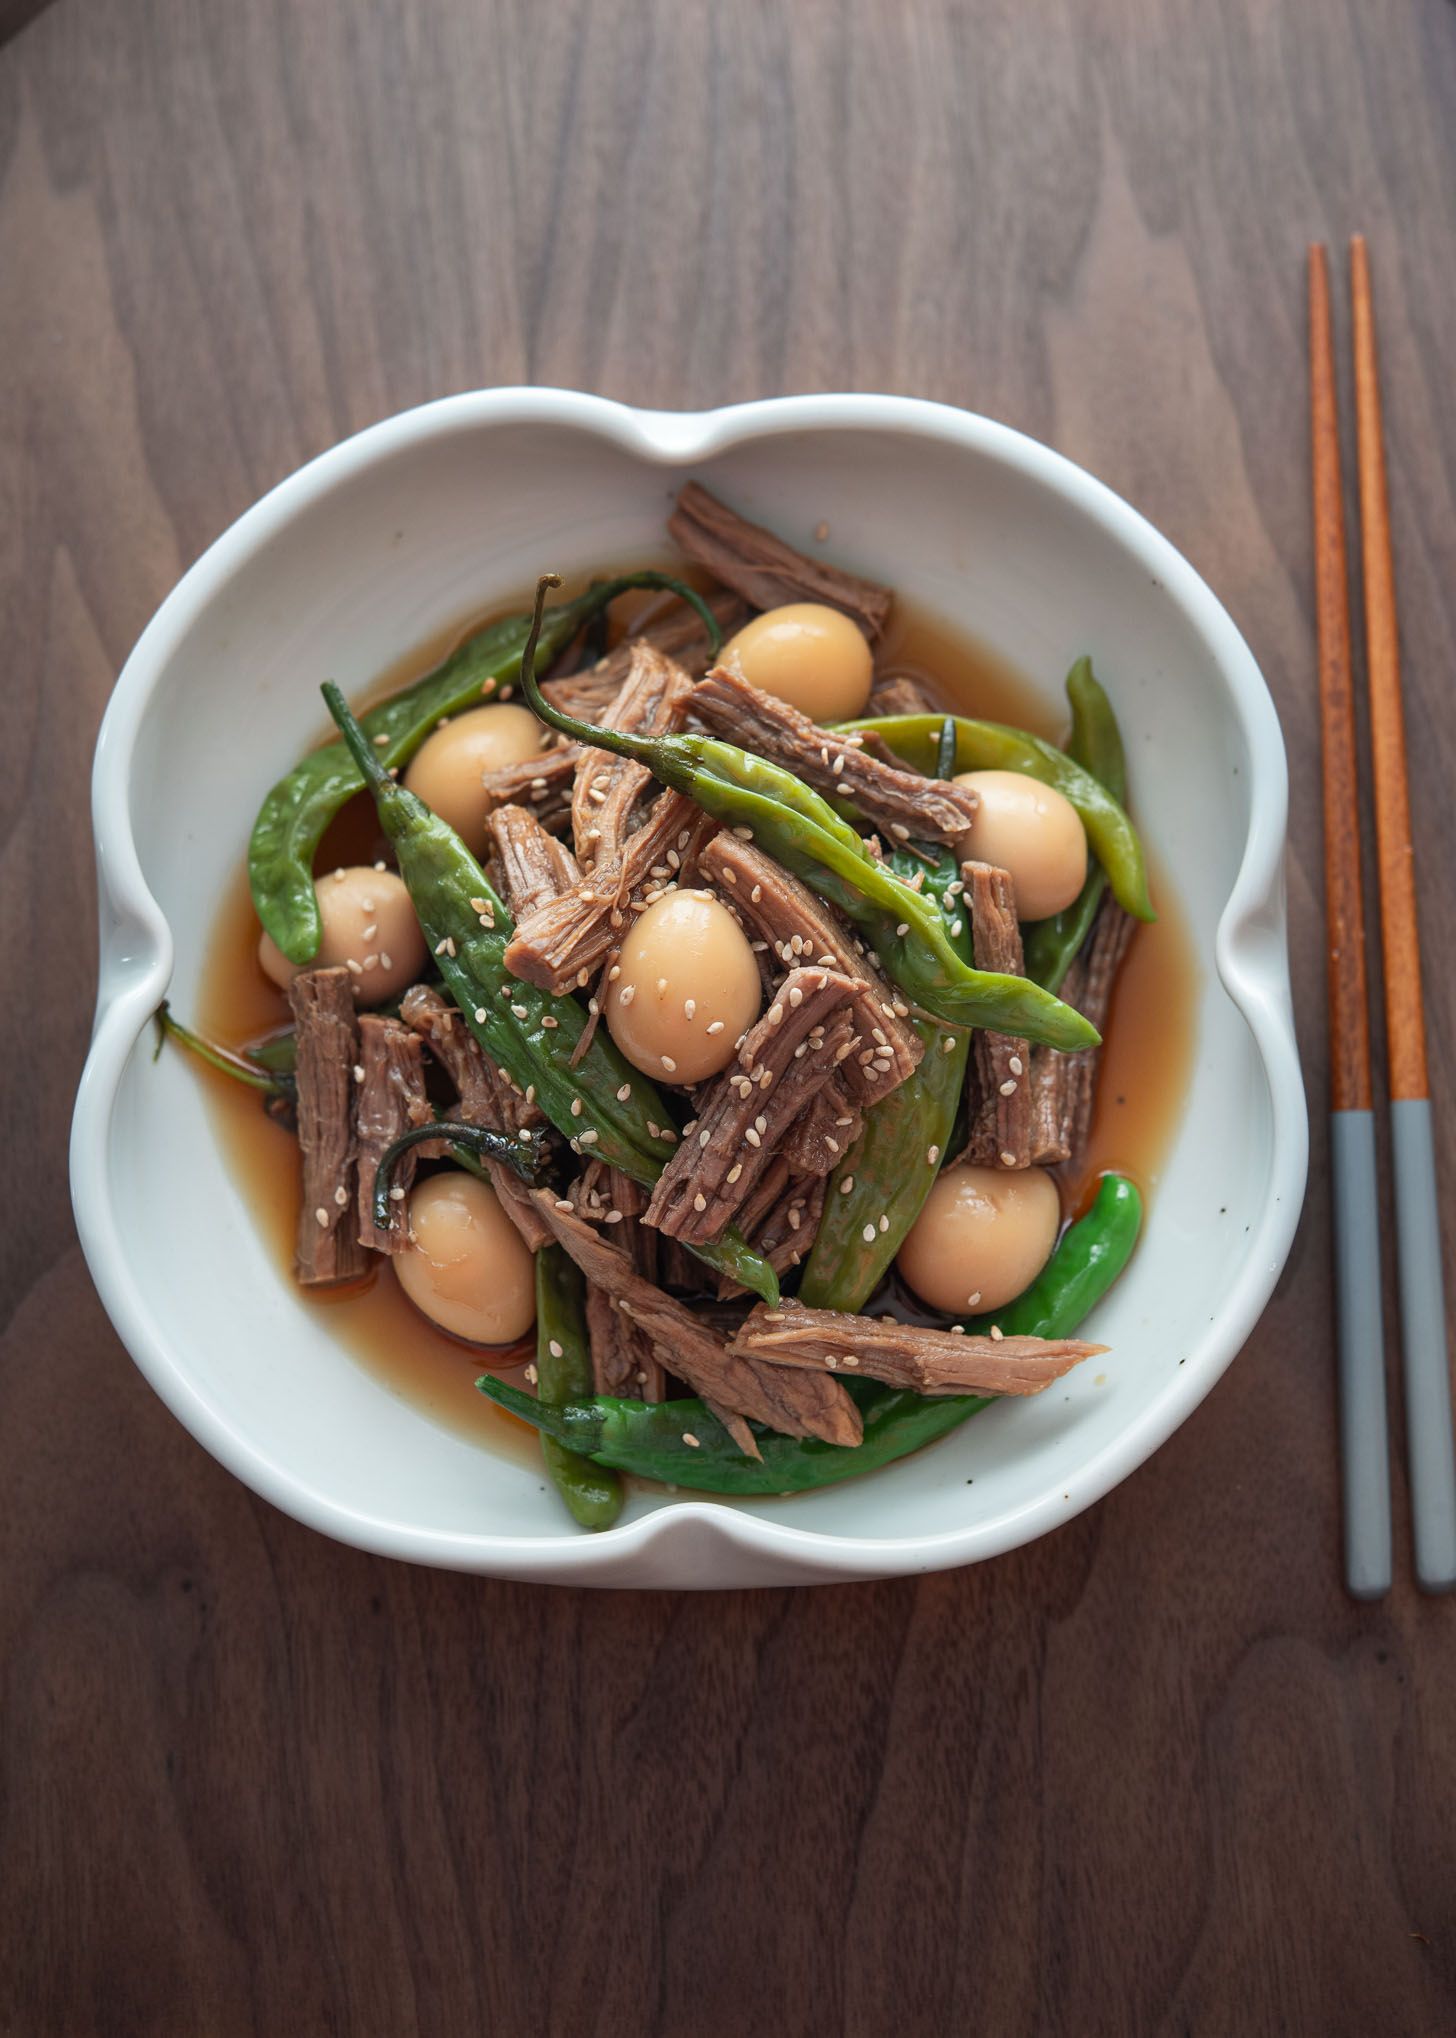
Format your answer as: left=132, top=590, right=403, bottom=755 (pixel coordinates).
left=6, top=2, right=1456, bottom=2030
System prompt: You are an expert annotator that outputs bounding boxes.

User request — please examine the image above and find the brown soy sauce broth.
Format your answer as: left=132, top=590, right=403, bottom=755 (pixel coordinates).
left=198, top=583, right=1197, bottom=1461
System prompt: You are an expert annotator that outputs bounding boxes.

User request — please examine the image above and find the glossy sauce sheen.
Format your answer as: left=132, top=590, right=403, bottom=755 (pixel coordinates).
left=199, top=589, right=1197, bottom=1459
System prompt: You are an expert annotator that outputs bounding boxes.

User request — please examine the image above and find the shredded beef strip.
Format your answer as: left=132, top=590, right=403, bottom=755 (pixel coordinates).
left=480, top=740, right=580, bottom=834
left=958, top=862, right=1033, bottom=1171
left=729, top=1301, right=1105, bottom=1397
left=289, top=969, right=369, bottom=1287
left=561, top=1165, right=666, bottom=1399
left=354, top=1015, right=434, bottom=1252
left=691, top=666, right=978, bottom=847
left=715, top=1170, right=830, bottom=1300
left=644, top=967, right=859, bottom=1245
left=668, top=480, right=894, bottom=640
left=398, top=985, right=553, bottom=1251
left=866, top=672, right=939, bottom=717
left=697, top=832, right=921, bottom=1104
left=550, top=587, right=752, bottom=724
left=489, top=804, right=582, bottom=921
left=503, top=790, right=717, bottom=995
left=528, top=1193, right=862, bottom=1447
left=1027, top=897, right=1137, bottom=1166
left=779, top=1079, right=864, bottom=1176
left=572, top=640, right=694, bottom=872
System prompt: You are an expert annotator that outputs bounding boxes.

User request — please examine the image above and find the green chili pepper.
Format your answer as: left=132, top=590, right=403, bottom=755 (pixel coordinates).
left=534, top=1245, right=624, bottom=1530
left=799, top=843, right=973, bottom=1313
left=516, top=579, right=1098, bottom=1054
left=154, top=1002, right=295, bottom=1098
left=1021, top=659, right=1129, bottom=994
left=322, top=681, right=779, bottom=1305
left=251, top=572, right=722, bottom=965
left=478, top=1172, right=1142, bottom=1496
left=844, top=709, right=1154, bottom=925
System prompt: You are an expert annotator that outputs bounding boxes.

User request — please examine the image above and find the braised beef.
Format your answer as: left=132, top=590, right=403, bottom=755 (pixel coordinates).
left=288, top=968, right=368, bottom=1287
left=729, top=1301, right=1105, bottom=1396
left=644, top=967, right=860, bottom=1245
left=667, top=481, right=893, bottom=640
left=1027, top=897, right=1137, bottom=1165
left=959, top=862, right=1032, bottom=1171
left=697, top=832, right=921, bottom=1104
left=528, top=1192, right=861, bottom=1446
left=503, top=791, right=717, bottom=995
left=354, top=1014, right=433, bottom=1252
left=488, top=804, right=582, bottom=920
left=691, top=666, right=978, bottom=846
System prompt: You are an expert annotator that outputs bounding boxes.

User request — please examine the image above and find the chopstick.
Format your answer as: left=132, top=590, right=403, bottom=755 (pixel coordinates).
left=1349, top=236, right=1456, bottom=1595
left=1308, top=243, right=1392, bottom=1600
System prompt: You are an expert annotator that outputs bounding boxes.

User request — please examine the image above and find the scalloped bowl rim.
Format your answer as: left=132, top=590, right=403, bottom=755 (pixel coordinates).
left=70, top=389, right=1308, bottom=1584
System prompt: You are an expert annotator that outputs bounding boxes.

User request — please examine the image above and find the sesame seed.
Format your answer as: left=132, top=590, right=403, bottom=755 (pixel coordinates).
left=353, top=1064, right=365, bottom=1083
left=760, top=1070, right=773, bottom=1089
left=619, top=984, right=636, bottom=1006
left=878, top=1216, right=890, bottom=1233
left=999, top=1150, right=1016, bottom=1166
left=767, top=1004, right=784, bottom=1027
left=825, top=1137, right=839, bottom=1155
left=707, top=1020, right=725, bottom=1036
left=667, top=850, right=680, bottom=870
left=950, top=919, right=963, bottom=937
left=967, top=1291, right=982, bottom=1308
left=940, top=1038, right=956, bottom=1054
left=315, top=1207, right=329, bottom=1228
left=525, top=1085, right=535, bottom=1104
left=927, top=1145, right=941, bottom=1166
left=523, top=1362, right=538, bottom=1384
left=511, top=1003, right=529, bottom=1018
left=500, top=685, right=514, bottom=701
left=661, top=1054, right=677, bottom=1074
left=333, top=868, right=346, bottom=881
left=693, top=1193, right=708, bottom=1213
left=861, top=1224, right=876, bottom=1243
left=362, top=955, right=379, bottom=971
left=579, top=1129, right=599, bottom=1144
left=999, top=1079, right=1017, bottom=1097
left=434, top=937, right=448, bottom=955
left=334, top=1185, right=349, bottom=1206
left=832, top=754, right=845, bottom=774
left=445, top=938, right=456, bottom=957
left=361, top=923, right=378, bottom=941
left=683, top=1432, right=701, bottom=1448
left=548, top=1339, right=564, bottom=1358
left=555, top=1199, right=574, bottom=1211
left=541, top=1015, right=558, bottom=1029
left=616, top=1083, right=632, bottom=1102
left=571, top=1099, right=582, bottom=1117
left=990, top=1325, right=1004, bottom=1342
left=840, top=1176, right=855, bottom=1194
left=733, top=826, right=753, bottom=841
left=684, top=998, right=696, bottom=1020
left=727, top=1163, right=743, bottom=1183
left=604, top=1210, right=623, bottom=1224
left=517, top=1128, right=532, bottom=1144
left=379, top=952, right=392, bottom=971
left=1009, top=1054, right=1024, bottom=1075
left=745, top=1128, right=761, bottom=1148
left=699, top=1128, right=711, bottom=1148
left=826, top=1355, right=838, bottom=1369
left=950, top=1324, right=966, bottom=1335
left=890, top=823, right=910, bottom=839
left=895, top=922, right=909, bottom=937
left=577, top=969, right=590, bottom=988
left=374, top=860, right=387, bottom=872
left=359, top=896, right=374, bottom=913
left=389, top=1185, right=405, bottom=1202
left=842, top=1354, right=859, bottom=1366
left=372, top=732, right=389, bottom=747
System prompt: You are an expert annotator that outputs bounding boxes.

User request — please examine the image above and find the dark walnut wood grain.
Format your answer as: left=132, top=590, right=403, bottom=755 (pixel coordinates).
left=5, top=1, right=1456, bottom=2033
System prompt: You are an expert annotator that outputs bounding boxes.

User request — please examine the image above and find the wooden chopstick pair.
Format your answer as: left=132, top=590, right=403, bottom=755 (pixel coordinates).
left=1308, top=238, right=1456, bottom=1600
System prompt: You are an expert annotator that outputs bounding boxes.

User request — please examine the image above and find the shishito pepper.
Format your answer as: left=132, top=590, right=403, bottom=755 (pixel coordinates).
left=1021, top=658, right=1132, bottom=993
left=477, top=1174, right=1142, bottom=1497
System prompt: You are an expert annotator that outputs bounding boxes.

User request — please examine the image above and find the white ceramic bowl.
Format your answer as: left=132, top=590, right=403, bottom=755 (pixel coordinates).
left=71, top=390, right=1306, bottom=1588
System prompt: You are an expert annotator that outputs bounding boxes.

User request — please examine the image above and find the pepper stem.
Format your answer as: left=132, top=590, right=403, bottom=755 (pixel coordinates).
left=519, top=571, right=720, bottom=764
left=154, top=1002, right=294, bottom=1096
left=371, top=1119, right=549, bottom=1231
